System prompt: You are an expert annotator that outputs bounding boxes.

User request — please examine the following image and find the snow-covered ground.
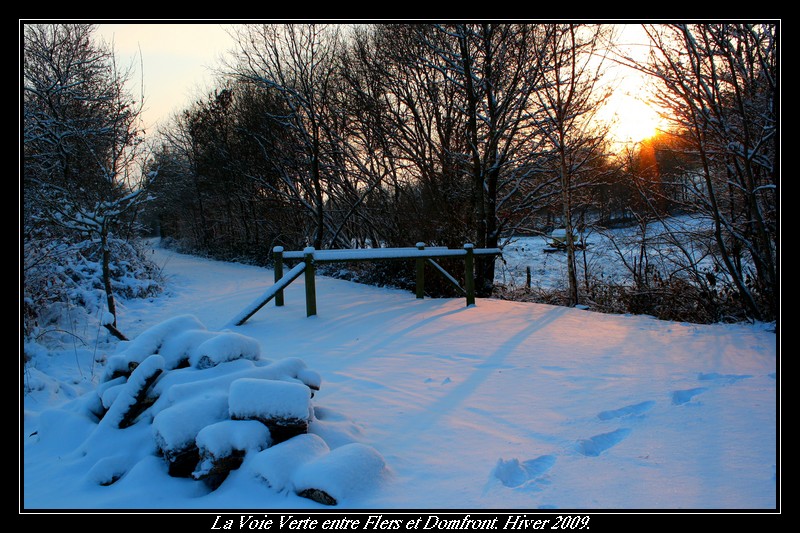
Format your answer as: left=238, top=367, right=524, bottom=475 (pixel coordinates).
left=21, top=240, right=778, bottom=511
left=497, top=215, right=717, bottom=290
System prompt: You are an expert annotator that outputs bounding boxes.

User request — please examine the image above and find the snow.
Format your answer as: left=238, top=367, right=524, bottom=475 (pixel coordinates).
left=292, top=443, right=391, bottom=505
left=100, top=354, right=164, bottom=429
left=497, top=215, right=718, bottom=289
left=228, top=378, right=312, bottom=421
left=194, top=420, right=271, bottom=478
left=152, top=390, right=230, bottom=453
left=227, top=261, right=306, bottom=328
left=21, top=241, right=778, bottom=512
left=195, top=420, right=271, bottom=459
left=297, top=368, right=322, bottom=390
left=103, top=314, right=206, bottom=378
left=160, top=328, right=219, bottom=369
left=248, top=433, right=331, bottom=493
left=190, top=331, right=261, bottom=369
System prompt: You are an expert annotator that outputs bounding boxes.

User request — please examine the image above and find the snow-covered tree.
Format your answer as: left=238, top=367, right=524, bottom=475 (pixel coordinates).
left=444, top=23, right=554, bottom=296
left=532, top=24, right=614, bottom=306
left=638, top=23, right=777, bottom=321
left=23, top=23, right=151, bottom=339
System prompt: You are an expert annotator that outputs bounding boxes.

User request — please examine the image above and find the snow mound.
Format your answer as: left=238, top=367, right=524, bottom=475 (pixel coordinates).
left=86, top=455, right=132, bottom=486
left=103, top=315, right=206, bottom=379
left=24, top=314, right=388, bottom=500
left=190, top=331, right=261, bottom=369
left=229, top=378, right=312, bottom=421
left=248, top=433, right=330, bottom=492
left=292, top=443, right=391, bottom=506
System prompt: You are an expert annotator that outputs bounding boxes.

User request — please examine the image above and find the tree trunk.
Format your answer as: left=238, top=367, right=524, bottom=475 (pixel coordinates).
left=100, top=227, right=127, bottom=341
left=457, top=26, right=489, bottom=295
left=311, top=125, right=325, bottom=250
left=560, top=160, right=579, bottom=307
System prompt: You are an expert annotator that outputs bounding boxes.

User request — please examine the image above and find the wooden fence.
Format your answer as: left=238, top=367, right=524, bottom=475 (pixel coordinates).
left=229, top=243, right=501, bottom=326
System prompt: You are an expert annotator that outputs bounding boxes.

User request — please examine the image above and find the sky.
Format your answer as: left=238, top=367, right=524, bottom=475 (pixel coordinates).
left=22, top=236, right=778, bottom=512
left=96, top=23, right=237, bottom=132
left=94, top=22, right=667, bottom=143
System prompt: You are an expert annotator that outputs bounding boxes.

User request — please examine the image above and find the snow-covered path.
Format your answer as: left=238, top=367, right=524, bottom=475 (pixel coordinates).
left=23, top=244, right=778, bottom=510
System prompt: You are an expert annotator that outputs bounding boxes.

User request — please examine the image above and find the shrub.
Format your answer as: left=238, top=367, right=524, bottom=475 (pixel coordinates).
left=23, top=234, right=164, bottom=340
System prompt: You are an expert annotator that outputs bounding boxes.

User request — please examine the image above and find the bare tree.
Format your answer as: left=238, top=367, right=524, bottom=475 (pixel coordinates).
left=348, top=24, right=472, bottom=248
left=406, top=23, right=554, bottom=295
left=639, top=23, right=777, bottom=320
left=533, top=23, right=614, bottom=306
left=23, top=23, right=148, bottom=339
left=225, top=24, right=346, bottom=249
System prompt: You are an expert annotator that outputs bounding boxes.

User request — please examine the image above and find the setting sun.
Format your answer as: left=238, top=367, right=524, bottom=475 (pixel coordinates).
left=595, top=25, right=672, bottom=146
left=602, top=93, right=665, bottom=144
left=595, top=77, right=671, bottom=146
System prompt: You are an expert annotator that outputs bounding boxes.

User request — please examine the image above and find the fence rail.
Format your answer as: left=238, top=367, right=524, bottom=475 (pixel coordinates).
left=230, top=243, right=501, bottom=326
left=228, top=262, right=307, bottom=327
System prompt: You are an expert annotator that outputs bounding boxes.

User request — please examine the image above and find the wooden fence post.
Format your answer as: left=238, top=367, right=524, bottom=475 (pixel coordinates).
left=274, top=246, right=284, bottom=307
left=304, top=247, right=317, bottom=317
left=416, top=242, right=425, bottom=299
left=464, top=243, right=475, bottom=307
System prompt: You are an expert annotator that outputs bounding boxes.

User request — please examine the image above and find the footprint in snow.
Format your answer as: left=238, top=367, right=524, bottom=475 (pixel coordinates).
left=671, top=387, right=708, bottom=406
left=492, top=455, right=556, bottom=488
left=597, top=401, right=655, bottom=421
left=576, top=428, right=631, bottom=457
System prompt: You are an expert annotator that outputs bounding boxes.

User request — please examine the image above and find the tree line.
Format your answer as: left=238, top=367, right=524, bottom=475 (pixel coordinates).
left=146, top=24, right=619, bottom=299
left=22, top=23, right=777, bottom=334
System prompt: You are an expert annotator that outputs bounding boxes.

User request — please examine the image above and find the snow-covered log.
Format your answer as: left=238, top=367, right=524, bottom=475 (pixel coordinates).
left=293, top=443, right=390, bottom=506
left=152, top=391, right=230, bottom=477
left=249, top=433, right=330, bottom=493
left=190, top=332, right=262, bottom=369
left=100, top=354, right=165, bottom=429
left=192, top=420, right=271, bottom=489
left=229, top=378, right=312, bottom=443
